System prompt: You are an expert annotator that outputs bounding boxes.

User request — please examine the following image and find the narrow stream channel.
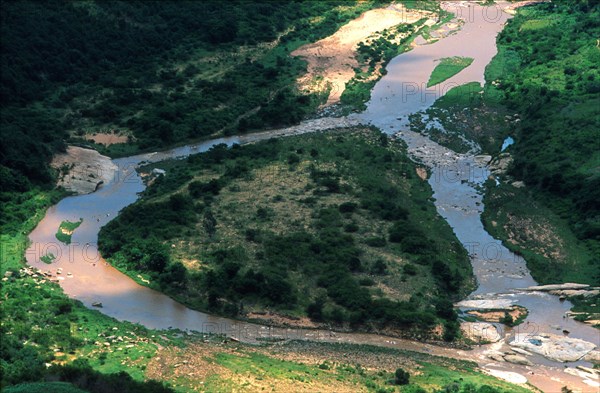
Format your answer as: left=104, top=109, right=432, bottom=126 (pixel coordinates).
left=26, top=1, right=598, bottom=391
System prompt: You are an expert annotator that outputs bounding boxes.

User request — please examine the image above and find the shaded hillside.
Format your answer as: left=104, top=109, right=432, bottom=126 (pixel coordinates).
left=1, top=0, right=391, bottom=194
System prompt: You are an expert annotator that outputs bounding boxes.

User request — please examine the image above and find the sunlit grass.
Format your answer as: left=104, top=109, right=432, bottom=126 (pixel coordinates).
left=427, top=56, right=474, bottom=87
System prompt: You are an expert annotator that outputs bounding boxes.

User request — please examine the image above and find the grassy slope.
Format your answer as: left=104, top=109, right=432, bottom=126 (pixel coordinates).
left=405, top=1, right=599, bottom=320
left=147, top=339, right=533, bottom=393
left=427, top=57, right=474, bottom=87
left=98, top=127, right=472, bottom=336
left=479, top=3, right=600, bottom=321
left=480, top=2, right=599, bottom=281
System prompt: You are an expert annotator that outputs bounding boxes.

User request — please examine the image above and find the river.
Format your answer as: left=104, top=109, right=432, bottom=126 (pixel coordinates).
left=26, top=1, right=598, bottom=391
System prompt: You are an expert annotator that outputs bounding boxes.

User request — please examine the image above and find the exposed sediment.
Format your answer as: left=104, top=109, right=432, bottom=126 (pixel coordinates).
left=51, top=146, right=117, bottom=195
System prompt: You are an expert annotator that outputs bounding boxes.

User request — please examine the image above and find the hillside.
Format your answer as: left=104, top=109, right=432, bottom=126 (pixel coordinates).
left=98, top=127, right=472, bottom=340
left=0, top=0, right=393, bottom=196
left=404, top=0, right=599, bottom=323
left=3, top=1, right=598, bottom=392
left=480, top=1, right=599, bottom=284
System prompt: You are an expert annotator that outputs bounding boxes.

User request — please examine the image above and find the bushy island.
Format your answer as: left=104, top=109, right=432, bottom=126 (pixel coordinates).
left=99, top=127, right=473, bottom=340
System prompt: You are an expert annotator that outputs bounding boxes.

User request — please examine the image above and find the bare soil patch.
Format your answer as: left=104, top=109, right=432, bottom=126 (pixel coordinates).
left=467, top=305, right=528, bottom=324
left=86, top=131, right=129, bottom=145
left=292, top=4, right=433, bottom=105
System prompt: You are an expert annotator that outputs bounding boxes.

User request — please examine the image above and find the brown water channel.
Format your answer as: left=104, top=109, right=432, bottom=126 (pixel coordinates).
left=26, top=2, right=598, bottom=391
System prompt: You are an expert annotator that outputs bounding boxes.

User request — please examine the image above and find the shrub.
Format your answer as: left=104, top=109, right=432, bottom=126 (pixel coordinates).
left=366, top=237, right=386, bottom=247
left=339, top=202, right=357, bottom=213
left=402, top=263, right=417, bottom=276
left=371, top=259, right=387, bottom=275
left=344, top=222, right=359, bottom=233
left=393, top=368, right=410, bottom=385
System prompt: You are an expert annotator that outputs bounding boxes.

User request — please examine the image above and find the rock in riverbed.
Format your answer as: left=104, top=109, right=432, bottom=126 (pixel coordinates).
left=504, top=354, right=533, bottom=366
left=456, top=298, right=515, bottom=310
left=461, top=322, right=501, bottom=343
left=510, top=333, right=597, bottom=362
left=51, top=146, right=117, bottom=195
left=583, top=350, right=600, bottom=363
left=519, top=283, right=590, bottom=291
left=486, top=369, right=527, bottom=384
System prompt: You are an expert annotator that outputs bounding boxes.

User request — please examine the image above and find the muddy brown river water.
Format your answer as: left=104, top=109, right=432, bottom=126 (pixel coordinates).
left=26, top=2, right=598, bottom=392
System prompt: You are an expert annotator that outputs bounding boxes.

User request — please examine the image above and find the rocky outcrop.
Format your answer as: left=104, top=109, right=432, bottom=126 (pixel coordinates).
left=461, top=322, right=501, bottom=343
left=519, top=283, right=600, bottom=299
left=504, top=354, right=533, bottom=366
left=550, top=289, right=600, bottom=298
left=520, top=283, right=591, bottom=291
left=488, top=153, right=512, bottom=176
left=583, top=350, right=600, bottom=363
left=51, top=146, right=117, bottom=194
left=456, top=298, right=515, bottom=310
left=510, top=333, right=597, bottom=362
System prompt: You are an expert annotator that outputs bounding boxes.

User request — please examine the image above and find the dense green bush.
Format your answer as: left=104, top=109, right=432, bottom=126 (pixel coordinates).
left=394, top=368, right=410, bottom=385
left=495, top=1, right=599, bottom=244
left=99, top=129, right=471, bottom=331
left=0, top=1, right=386, bottom=196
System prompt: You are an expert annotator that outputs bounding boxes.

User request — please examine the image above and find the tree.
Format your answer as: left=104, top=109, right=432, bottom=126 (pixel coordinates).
left=203, top=210, right=217, bottom=237
left=443, top=320, right=460, bottom=342
left=160, top=262, right=186, bottom=286
left=144, top=243, right=169, bottom=273
left=500, top=312, right=514, bottom=326
left=307, top=293, right=327, bottom=321
left=371, top=259, right=387, bottom=275
left=394, top=368, right=410, bottom=385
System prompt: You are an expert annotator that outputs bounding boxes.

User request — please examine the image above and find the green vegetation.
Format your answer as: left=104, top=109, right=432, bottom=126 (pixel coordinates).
left=482, top=182, right=596, bottom=285
left=40, top=253, right=57, bottom=264
left=0, top=0, right=388, bottom=201
left=55, top=219, right=83, bottom=245
left=394, top=367, right=410, bottom=385
left=0, top=2, right=554, bottom=391
left=493, top=1, right=600, bottom=249
left=150, top=339, right=532, bottom=393
left=427, top=57, right=474, bottom=87
left=409, top=1, right=598, bottom=307
left=479, top=1, right=599, bottom=291
left=409, top=81, right=511, bottom=153
left=99, top=127, right=472, bottom=337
